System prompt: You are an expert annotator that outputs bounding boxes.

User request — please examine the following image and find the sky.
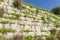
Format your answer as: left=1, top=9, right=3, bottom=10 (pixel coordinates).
left=23, top=0, right=60, bottom=11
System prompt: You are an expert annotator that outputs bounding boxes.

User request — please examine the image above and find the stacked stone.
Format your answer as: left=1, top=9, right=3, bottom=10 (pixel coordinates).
left=0, top=0, right=60, bottom=40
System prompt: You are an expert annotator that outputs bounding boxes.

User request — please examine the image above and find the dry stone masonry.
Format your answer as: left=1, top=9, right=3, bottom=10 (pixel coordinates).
left=0, top=0, right=60, bottom=40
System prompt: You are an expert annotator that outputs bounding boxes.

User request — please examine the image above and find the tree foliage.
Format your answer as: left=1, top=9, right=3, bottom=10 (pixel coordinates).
left=51, top=6, right=60, bottom=15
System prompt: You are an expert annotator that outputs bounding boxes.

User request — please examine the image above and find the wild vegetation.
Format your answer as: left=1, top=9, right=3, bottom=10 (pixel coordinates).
left=0, top=0, right=60, bottom=40
left=51, top=6, right=60, bottom=16
left=13, top=0, right=22, bottom=9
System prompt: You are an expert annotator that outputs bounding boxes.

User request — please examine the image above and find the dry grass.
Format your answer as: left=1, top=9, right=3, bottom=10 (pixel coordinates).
left=13, top=34, right=23, bottom=40
left=0, top=7, right=5, bottom=18
left=13, top=0, right=22, bottom=9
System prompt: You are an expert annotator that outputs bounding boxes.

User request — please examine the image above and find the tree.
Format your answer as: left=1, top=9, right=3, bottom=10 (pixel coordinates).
left=51, top=6, right=60, bottom=15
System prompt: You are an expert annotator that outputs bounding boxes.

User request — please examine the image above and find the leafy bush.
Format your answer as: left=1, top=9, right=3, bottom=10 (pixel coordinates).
left=25, top=35, right=33, bottom=40
left=0, top=35, right=6, bottom=40
left=46, top=35, right=58, bottom=40
left=33, top=35, right=44, bottom=40
left=0, top=28, right=16, bottom=33
left=51, top=6, right=60, bottom=15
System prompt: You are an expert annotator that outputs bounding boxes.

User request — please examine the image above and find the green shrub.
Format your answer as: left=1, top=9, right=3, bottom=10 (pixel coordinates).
left=0, top=35, right=6, bottom=40
left=0, top=20, right=9, bottom=24
left=46, top=35, right=58, bottom=40
left=33, top=35, right=44, bottom=40
left=25, top=35, right=33, bottom=40
left=0, top=28, right=16, bottom=33
left=51, top=6, right=60, bottom=15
